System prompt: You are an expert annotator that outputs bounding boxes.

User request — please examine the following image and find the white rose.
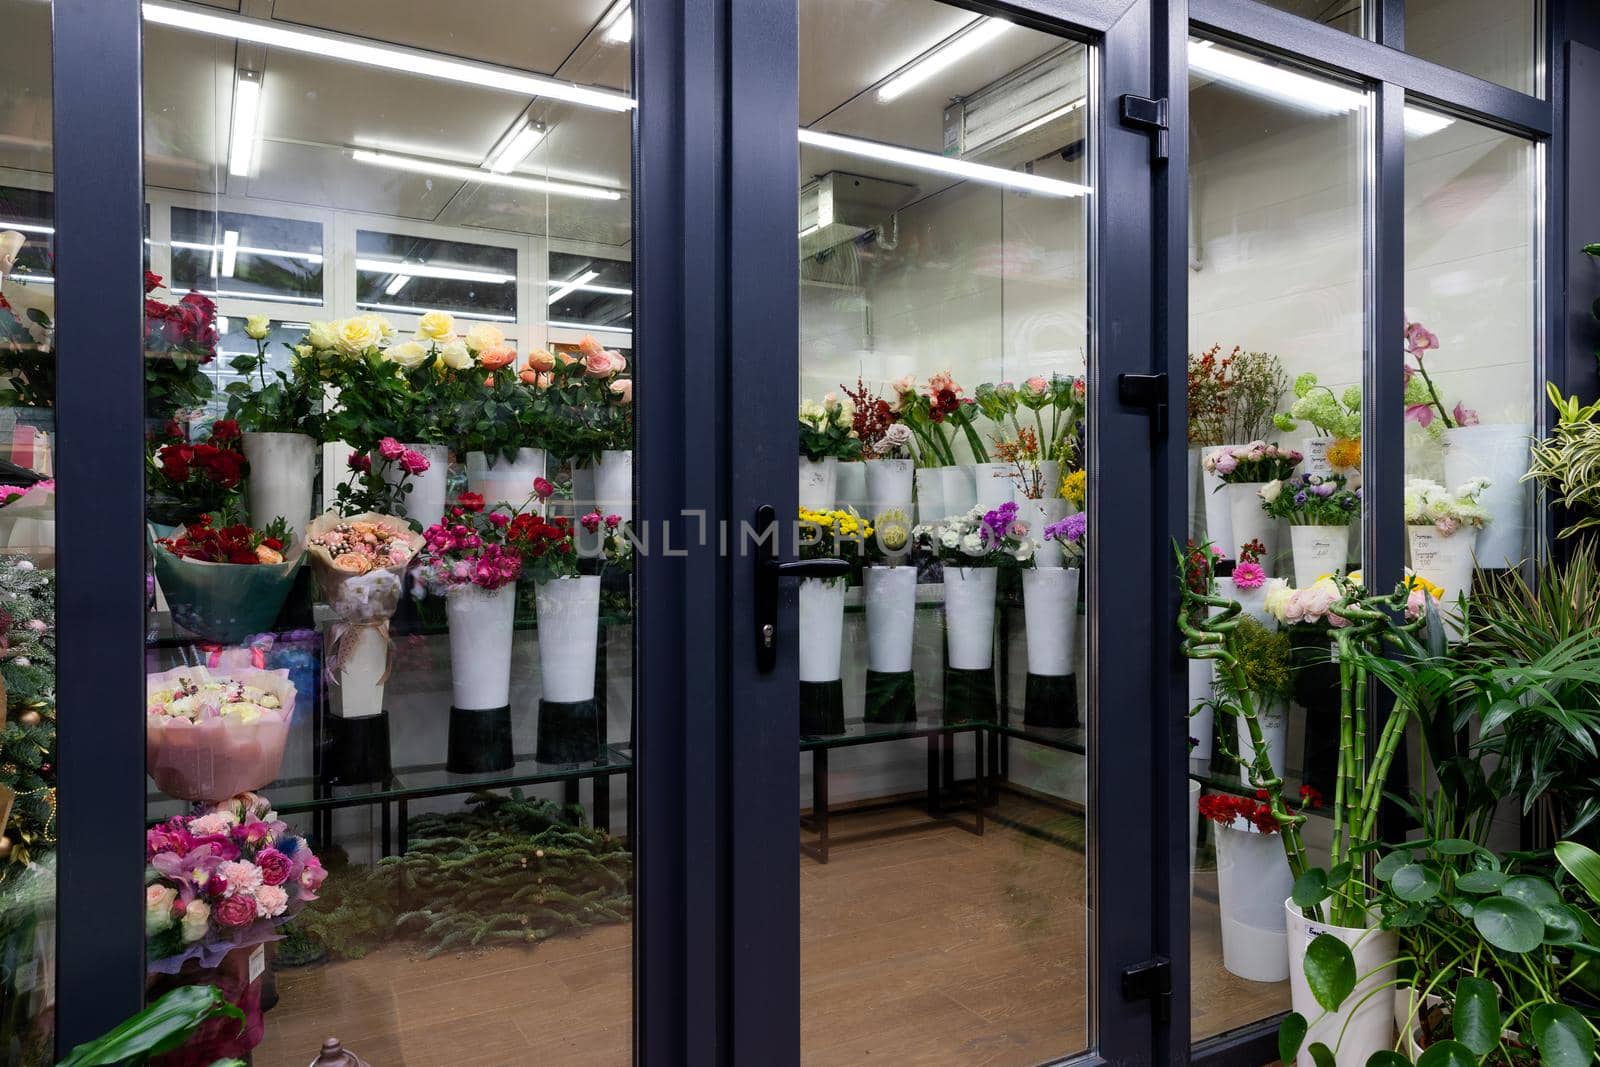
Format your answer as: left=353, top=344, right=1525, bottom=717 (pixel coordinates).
left=438, top=340, right=474, bottom=370
left=465, top=323, right=506, bottom=353
left=244, top=313, right=271, bottom=340
left=1259, top=479, right=1283, bottom=503
left=145, top=884, right=177, bottom=935
left=384, top=340, right=428, bottom=371
left=180, top=899, right=210, bottom=943
left=307, top=320, right=338, bottom=351
left=415, top=310, right=456, bottom=342
left=366, top=314, right=396, bottom=344
left=334, top=315, right=384, bottom=357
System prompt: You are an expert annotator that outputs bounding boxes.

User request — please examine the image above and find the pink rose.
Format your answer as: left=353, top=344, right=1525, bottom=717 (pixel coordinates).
left=254, top=884, right=290, bottom=918
left=605, top=514, right=621, bottom=530
left=254, top=847, right=292, bottom=887
left=583, top=350, right=616, bottom=377
left=399, top=449, right=431, bottom=475
left=299, top=855, right=327, bottom=895
left=212, top=893, right=257, bottom=928
left=610, top=378, right=633, bottom=405
left=378, top=437, right=405, bottom=461
left=533, top=477, right=555, bottom=500
left=581, top=511, right=602, bottom=533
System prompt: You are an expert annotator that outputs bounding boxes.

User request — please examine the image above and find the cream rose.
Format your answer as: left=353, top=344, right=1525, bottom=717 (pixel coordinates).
left=334, top=316, right=384, bottom=357
left=180, top=899, right=210, bottom=943
left=145, top=884, right=177, bottom=934
left=307, top=320, right=338, bottom=351
left=244, top=313, right=272, bottom=341
left=415, top=310, right=456, bottom=343
left=465, top=323, right=506, bottom=353
left=384, top=340, right=428, bottom=371
left=438, top=340, right=474, bottom=371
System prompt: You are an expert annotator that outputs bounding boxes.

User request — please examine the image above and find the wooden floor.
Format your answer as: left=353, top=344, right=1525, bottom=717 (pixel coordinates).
left=254, top=793, right=1282, bottom=1066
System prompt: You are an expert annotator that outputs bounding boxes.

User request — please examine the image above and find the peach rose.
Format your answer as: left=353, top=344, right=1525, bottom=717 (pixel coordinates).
left=526, top=349, right=557, bottom=373
left=578, top=335, right=606, bottom=360
left=583, top=350, right=615, bottom=377
left=479, top=344, right=516, bottom=371
left=332, top=553, right=373, bottom=575
left=610, top=378, right=633, bottom=404
left=256, top=545, right=284, bottom=565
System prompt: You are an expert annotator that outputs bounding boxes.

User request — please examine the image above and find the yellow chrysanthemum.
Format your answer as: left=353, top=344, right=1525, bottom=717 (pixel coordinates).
left=1327, top=437, right=1362, bottom=471
left=1404, top=573, right=1445, bottom=599
left=1061, top=469, right=1088, bottom=505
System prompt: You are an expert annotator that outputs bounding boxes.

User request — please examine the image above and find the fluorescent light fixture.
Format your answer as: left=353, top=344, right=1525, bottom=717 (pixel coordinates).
left=1007, top=98, right=1086, bottom=142
left=220, top=229, right=240, bottom=277
left=170, top=239, right=323, bottom=263
left=143, top=0, right=637, bottom=114
left=352, top=149, right=623, bottom=201
left=546, top=319, right=631, bottom=335
left=544, top=279, right=632, bottom=296
left=878, top=17, right=1011, bottom=103
left=547, top=269, right=601, bottom=305
left=1188, top=40, right=1453, bottom=136
left=384, top=274, right=411, bottom=297
left=485, top=122, right=546, bottom=174
left=0, top=222, right=53, bottom=235
left=798, top=223, right=820, bottom=238
left=797, top=128, right=1090, bottom=198
left=600, top=2, right=632, bottom=44
left=355, top=257, right=515, bottom=285
left=184, top=288, right=325, bottom=305
left=5, top=274, right=52, bottom=284
left=355, top=299, right=516, bottom=323
left=228, top=72, right=263, bottom=177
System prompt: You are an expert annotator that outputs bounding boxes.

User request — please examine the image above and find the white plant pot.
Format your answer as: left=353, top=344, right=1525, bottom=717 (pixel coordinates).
left=969, top=461, right=1015, bottom=510
left=1216, top=821, right=1293, bottom=982
left=1188, top=658, right=1215, bottom=763
left=1022, top=497, right=1070, bottom=568
left=445, top=583, right=516, bottom=710
left=379, top=442, right=448, bottom=531
left=242, top=431, right=316, bottom=541
left=1287, top=901, right=1398, bottom=1066
left=1290, top=525, right=1352, bottom=589
left=863, top=458, right=915, bottom=521
left=466, top=448, right=547, bottom=514
left=1022, top=566, right=1078, bottom=677
left=1038, top=459, right=1061, bottom=501
left=1442, top=423, right=1530, bottom=569
left=798, top=456, right=838, bottom=512
left=863, top=565, right=916, bottom=674
left=332, top=626, right=388, bottom=719
left=940, top=465, right=975, bottom=516
left=834, top=460, right=867, bottom=514
left=1188, top=779, right=1203, bottom=899
left=914, top=467, right=944, bottom=526
left=1237, top=699, right=1288, bottom=785
left=944, top=566, right=998, bottom=670
left=1224, top=481, right=1280, bottom=576
left=1407, top=524, right=1478, bottom=640
left=576, top=450, right=633, bottom=556
left=1201, top=443, right=1244, bottom=556
left=797, top=576, right=846, bottom=683
left=535, top=575, right=601, bottom=703
left=1215, top=577, right=1272, bottom=627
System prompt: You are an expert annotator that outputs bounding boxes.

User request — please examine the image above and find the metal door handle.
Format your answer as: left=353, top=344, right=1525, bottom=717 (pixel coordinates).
left=753, top=504, right=851, bottom=671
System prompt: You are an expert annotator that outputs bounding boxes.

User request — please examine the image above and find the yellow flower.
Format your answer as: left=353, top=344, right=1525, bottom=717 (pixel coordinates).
left=1327, top=437, right=1362, bottom=471
left=416, top=310, right=456, bottom=343
left=244, top=313, right=272, bottom=340
left=306, top=320, right=338, bottom=351
left=465, top=323, right=506, bottom=353
left=1061, top=469, right=1088, bottom=505
left=1404, top=573, right=1445, bottom=599
left=333, top=315, right=384, bottom=357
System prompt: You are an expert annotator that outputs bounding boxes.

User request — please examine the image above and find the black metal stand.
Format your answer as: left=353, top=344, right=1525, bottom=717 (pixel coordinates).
left=447, top=704, right=514, bottom=773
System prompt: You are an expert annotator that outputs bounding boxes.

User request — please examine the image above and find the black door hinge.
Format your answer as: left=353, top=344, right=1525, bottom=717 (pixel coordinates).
left=1119, top=94, right=1169, bottom=161
left=1121, top=956, right=1172, bottom=1022
left=1117, top=372, right=1169, bottom=440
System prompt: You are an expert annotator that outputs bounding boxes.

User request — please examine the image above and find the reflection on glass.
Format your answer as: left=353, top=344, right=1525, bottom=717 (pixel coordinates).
left=141, top=4, right=635, bottom=1063
left=1185, top=38, right=1368, bottom=1043
left=548, top=250, right=631, bottom=333
left=1254, top=0, right=1366, bottom=37
left=1402, top=105, right=1537, bottom=604
left=1405, top=0, right=1541, bottom=98
left=0, top=0, right=57, bottom=1058
left=798, top=1, right=1090, bottom=1060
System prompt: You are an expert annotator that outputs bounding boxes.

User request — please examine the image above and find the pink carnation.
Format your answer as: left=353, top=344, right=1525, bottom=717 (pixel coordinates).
left=218, top=860, right=263, bottom=896
left=254, top=884, right=290, bottom=918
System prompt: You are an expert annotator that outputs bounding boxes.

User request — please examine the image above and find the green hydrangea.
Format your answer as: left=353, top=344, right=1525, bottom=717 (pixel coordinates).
left=1276, top=373, right=1361, bottom=438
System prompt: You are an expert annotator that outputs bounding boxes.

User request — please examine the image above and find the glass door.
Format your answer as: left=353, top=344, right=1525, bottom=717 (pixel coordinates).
left=726, top=0, right=1168, bottom=1062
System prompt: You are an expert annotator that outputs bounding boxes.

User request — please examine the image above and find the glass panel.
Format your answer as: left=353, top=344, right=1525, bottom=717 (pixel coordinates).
left=799, top=2, right=1091, bottom=1060
left=1402, top=106, right=1537, bottom=595
left=1404, top=0, right=1542, bottom=98
left=0, top=0, right=58, bottom=1058
left=547, top=250, right=632, bottom=334
left=1253, top=0, right=1367, bottom=37
left=1185, top=39, right=1369, bottom=1043
left=142, top=4, right=636, bottom=1064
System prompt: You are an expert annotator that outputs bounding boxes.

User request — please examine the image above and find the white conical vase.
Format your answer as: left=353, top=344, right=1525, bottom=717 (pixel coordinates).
left=1407, top=524, right=1478, bottom=640
left=1188, top=779, right=1203, bottom=900
left=914, top=467, right=944, bottom=526
left=379, top=442, right=448, bottom=531
left=332, top=626, right=388, bottom=719
left=445, top=583, right=516, bottom=710
left=863, top=458, right=915, bottom=521
left=1290, top=525, right=1352, bottom=589
left=797, top=577, right=846, bottom=682
left=466, top=448, right=547, bottom=515
left=1223, top=482, right=1279, bottom=575
left=1022, top=566, right=1077, bottom=677
left=834, top=460, right=867, bottom=514
left=969, top=461, right=1015, bottom=510
left=941, top=465, right=975, bottom=516
left=1237, top=699, right=1288, bottom=786
left=577, top=449, right=633, bottom=556
left=1286, top=902, right=1397, bottom=1066
left=534, top=575, right=602, bottom=703
left=1188, top=658, right=1215, bottom=763
left=1441, top=423, right=1531, bottom=569
left=1215, top=821, right=1293, bottom=982
left=798, top=457, right=838, bottom=512
left=1201, top=443, right=1244, bottom=554
left=1021, top=498, right=1070, bottom=568
left=863, top=565, right=916, bottom=674
left=242, top=431, right=316, bottom=542
left=944, top=566, right=998, bottom=670
left=1215, top=577, right=1272, bottom=627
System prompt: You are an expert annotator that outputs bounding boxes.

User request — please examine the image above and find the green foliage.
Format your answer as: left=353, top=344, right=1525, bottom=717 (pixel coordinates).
left=56, top=985, right=243, bottom=1066
left=0, top=558, right=55, bottom=873
left=1529, top=381, right=1600, bottom=539
left=1214, top=616, right=1293, bottom=706
left=1273, top=372, right=1362, bottom=439
left=1303, top=933, right=1356, bottom=1012
left=223, top=340, right=322, bottom=438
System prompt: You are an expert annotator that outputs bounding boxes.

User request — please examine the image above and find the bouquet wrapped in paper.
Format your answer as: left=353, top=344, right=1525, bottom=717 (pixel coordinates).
left=151, top=517, right=304, bottom=643
left=304, top=512, right=422, bottom=718
left=146, top=666, right=296, bottom=801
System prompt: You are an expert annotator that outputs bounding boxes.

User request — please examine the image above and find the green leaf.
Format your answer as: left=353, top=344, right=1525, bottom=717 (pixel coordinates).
left=1541, top=904, right=1583, bottom=945
left=1531, top=1003, right=1596, bottom=1066
left=1327, top=862, right=1353, bottom=890
left=1555, top=840, right=1600, bottom=908
left=1278, top=1012, right=1308, bottom=1062
left=1502, top=875, right=1561, bottom=908
left=58, top=985, right=244, bottom=1067
left=1374, top=851, right=1411, bottom=881
left=1293, top=869, right=1330, bottom=907
left=1452, top=976, right=1500, bottom=1056
left=1364, top=1053, right=1410, bottom=1067
left=1472, top=895, right=1545, bottom=953
left=1307, top=1042, right=1337, bottom=1067
left=1455, top=869, right=1507, bottom=894
left=1392, top=863, right=1442, bottom=902
left=1416, top=1040, right=1478, bottom=1067
left=1432, top=838, right=1477, bottom=855
left=1303, top=933, right=1357, bottom=1012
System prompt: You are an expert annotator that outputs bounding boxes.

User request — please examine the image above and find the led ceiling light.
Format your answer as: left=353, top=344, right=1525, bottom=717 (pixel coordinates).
left=798, top=128, right=1089, bottom=198
left=547, top=269, right=601, bottom=305
left=485, top=122, right=546, bottom=174
left=170, top=239, right=323, bottom=263
left=143, top=0, right=636, bottom=113
left=355, top=258, right=515, bottom=285
left=219, top=229, right=240, bottom=277
left=0, top=222, right=53, bottom=235
left=1188, top=40, right=1453, bottom=136
left=353, top=149, right=623, bottom=200
left=356, top=299, right=516, bottom=323
left=384, top=274, right=411, bottom=297
left=545, top=279, right=633, bottom=296
left=878, top=17, right=1011, bottom=103
left=228, top=72, right=263, bottom=177
left=600, top=2, right=633, bottom=44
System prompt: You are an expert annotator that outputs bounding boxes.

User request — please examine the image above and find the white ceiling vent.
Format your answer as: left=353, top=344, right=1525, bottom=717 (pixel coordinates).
left=798, top=171, right=916, bottom=259
left=942, top=43, right=1088, bottom=168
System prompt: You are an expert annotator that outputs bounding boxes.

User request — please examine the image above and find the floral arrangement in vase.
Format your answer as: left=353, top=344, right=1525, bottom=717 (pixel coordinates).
left=335, top=437, right=433, bottom=520
left=1261, top=472, right=1360, bottom=525
left=147, top=418, right=247, bottom=526
left=1272, top=374, right=1361, bottom=441
left=1202, top=441, right=1303, bottom=484
left=994, top=426, right=1047, bottom=499
left=839, top=378, right=904, bottom=458
left=1186, top=345, right=1289, bottom=447
left=912, top=502, right=1036, bottom=566
left=1197, top=789, right=1322, bottom=834
left=414, top=494, right=523, bottom=593
left=0, top=479, right=51, bottom=510
left=222, top=315, right=322, bottom=439
left=152, top=516, right=304, bottom=643
left=893, top=372, right=964, bottom=466
left=1042, top=512, right=1087, bottom=559
left=1060, top=469, right=1087, bottom=509
left=158, top=515, right=292, bottom=566
left=1404, top=477, right=1492, bottom=534
left=796, top=507, right=872, bottom=571
left=535, top=336, right=633, bottom=464
left=798, top=393, right=862, bottom=462
left=1402, top=320, right=1478, bottom=430
left=143, top=272, right=217, bottom=418
left=507, top=507, right=632, bottom=582
left=863, top=507, right=912, bottom=563
left=306, top=515, right=418, bottom=577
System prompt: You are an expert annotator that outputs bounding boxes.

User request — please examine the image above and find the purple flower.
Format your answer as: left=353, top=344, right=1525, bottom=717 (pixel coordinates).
left=1294, top=491, right=1308, bottom=506
left=1043, top=513, right=1087, bottom=544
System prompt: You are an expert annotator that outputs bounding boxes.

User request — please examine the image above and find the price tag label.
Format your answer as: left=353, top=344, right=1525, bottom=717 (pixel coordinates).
left=248, top=944, right=266, bottom=984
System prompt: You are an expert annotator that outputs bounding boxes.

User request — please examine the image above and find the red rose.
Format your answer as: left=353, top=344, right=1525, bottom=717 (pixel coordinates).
left=457, top=492, right=485, bottom=512
left=347, top=452, right=372, bottom=474
left=210, top=419, right=241, bottom=442
left=212, top=892, right=257, bottom=928
left=144, top=271, right=164, bottom=294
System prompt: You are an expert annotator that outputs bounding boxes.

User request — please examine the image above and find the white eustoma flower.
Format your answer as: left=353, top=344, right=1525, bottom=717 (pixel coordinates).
left=1259, top=479, right=1283, bottom=504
